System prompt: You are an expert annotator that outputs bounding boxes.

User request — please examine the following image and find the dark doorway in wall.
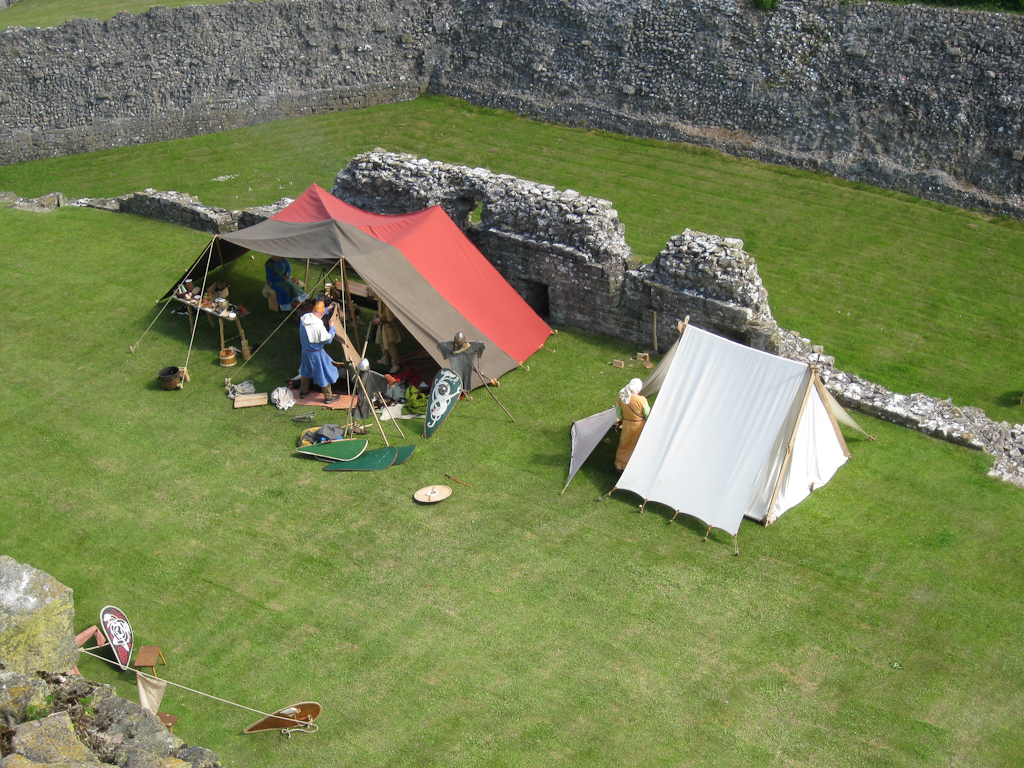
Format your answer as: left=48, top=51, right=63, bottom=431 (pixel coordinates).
left=452, top=197, right=480, bottom=229
left=519, top=279, right=550, bottom=320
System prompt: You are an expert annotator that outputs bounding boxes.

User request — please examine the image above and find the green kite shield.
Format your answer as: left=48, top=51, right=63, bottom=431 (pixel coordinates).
left=296, top=439, right=368, bottom=463
left=393, top=444, right=416, bottom=465
left=424, top=369, right=462, bottom=438
left=323, top=446, right=398, bottom=472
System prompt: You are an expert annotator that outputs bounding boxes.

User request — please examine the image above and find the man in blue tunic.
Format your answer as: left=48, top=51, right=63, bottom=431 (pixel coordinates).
left=299, top=301, right=340, bottom=404
left=265, top=255, right=307, bottom=311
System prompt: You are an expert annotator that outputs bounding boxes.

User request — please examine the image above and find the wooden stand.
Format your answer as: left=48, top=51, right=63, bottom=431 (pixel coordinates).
left=133, top=645, right=167, bottom=678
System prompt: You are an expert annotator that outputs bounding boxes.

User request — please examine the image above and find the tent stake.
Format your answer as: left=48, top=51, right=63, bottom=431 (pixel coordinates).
left=733, top=534, right=739, bottom=557
left=702, top=525, right=711, bottom=542
left=638, top=499, right=647, bottom=514
left=670, top=510, right=680, bottom=523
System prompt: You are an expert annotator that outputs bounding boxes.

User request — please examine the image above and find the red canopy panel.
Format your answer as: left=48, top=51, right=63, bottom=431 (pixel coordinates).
left=271, top=185, right=552, bottom=366
left=172, top=184, right=552, bottom=385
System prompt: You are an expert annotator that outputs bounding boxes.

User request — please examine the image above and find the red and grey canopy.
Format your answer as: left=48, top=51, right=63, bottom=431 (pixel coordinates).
left=171, top=184, right=552, bottom=385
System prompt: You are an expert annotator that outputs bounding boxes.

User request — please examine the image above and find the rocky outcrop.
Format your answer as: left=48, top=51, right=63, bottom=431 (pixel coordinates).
left=0, top=557, right=76, bottom=675
left=0, top=559, right=221, bottom=768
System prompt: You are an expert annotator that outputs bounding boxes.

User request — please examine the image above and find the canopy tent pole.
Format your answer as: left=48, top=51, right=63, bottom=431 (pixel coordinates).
left=303, top=258, right=310, bottom=290
left=764, top=370, right=816, bottom=523
left=341, top=259, right=360, bottom=348
left=354, top=368, right=389, bottom=446
left=329, top=285, right=359, bottom=440
left=181, top=241, right=216, bottom=383
left=474, top=365, right=515, bottom=423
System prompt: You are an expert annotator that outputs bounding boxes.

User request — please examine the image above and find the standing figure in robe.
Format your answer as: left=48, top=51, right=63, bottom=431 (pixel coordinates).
left=299, top=301, right=340, bottom=404
left=614, top=377, right=650, bottom=472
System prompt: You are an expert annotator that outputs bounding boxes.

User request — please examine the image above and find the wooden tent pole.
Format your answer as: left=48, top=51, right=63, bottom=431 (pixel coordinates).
left=181, top=240, right=216, bottom=383
left=812, top=370, right=851, bottom=458
left=354, top=368, right=390, bottom=447
left=474, top=366, right=515, bottom=423
left=765, top=370, right=815, bottom=523
left=341, top=260, right=360, bottom=348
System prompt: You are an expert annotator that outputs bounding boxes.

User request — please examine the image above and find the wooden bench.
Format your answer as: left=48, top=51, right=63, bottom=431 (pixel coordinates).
left=133, top=645, right=167, bottom=678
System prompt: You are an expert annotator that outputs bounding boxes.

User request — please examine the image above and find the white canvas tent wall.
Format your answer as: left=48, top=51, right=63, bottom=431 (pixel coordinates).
left=565, top=325, right=869, bottom=537
left=614, top=326, right=866, bottom=535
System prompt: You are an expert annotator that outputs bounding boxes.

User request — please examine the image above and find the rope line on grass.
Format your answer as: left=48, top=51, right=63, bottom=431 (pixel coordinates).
left=77, top=647, right=318, bottom=733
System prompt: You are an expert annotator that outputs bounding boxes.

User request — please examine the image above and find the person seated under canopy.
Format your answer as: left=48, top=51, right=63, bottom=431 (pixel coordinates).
left=265, top=255, right=308, bottom=311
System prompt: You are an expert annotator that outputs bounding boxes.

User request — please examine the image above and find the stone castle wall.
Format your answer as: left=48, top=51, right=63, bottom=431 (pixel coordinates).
left=2, top=0, right=1024, bottom=217
left=0, top=0, right=437, bottom=164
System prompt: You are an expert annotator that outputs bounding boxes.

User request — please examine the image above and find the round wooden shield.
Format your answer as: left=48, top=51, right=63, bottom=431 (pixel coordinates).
left=414, top=485, right=452, bottom=504
left=243, top=702, right=322, bottom=734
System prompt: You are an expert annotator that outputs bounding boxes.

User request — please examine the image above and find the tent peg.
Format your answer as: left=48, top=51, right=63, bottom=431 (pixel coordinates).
left=604, top=487, right=617, bottom=498
left=702, top=525, right=711, bottom=542
left=733, top=534, right=739, bottom=557
left=670, top=510, right=680, bottom=524
left=638, top=499, right=647, bottom=514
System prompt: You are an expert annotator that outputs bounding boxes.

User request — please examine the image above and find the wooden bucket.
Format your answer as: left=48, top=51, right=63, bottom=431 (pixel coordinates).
left=219, top=348, right=237, bottom=367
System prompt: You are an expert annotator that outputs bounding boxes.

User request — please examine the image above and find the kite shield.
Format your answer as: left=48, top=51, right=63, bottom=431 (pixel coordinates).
left=99, top=605, right=134, bottom=671
left=424, top=369, right=462, bottom=438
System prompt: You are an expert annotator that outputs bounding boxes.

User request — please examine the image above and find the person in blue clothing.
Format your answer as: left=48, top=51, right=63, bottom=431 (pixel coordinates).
left=265, top=255, right=308, bottom=311
left=299, top=300, right=340, bottom=404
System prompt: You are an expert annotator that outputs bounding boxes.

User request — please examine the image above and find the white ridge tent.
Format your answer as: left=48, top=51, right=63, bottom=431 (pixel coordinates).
left=566, top=325, right=869, bottom=542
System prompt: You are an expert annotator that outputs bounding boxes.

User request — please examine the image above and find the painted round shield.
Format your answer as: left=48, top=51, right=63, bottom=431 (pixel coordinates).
left=414, top=485, right=452, bottom=504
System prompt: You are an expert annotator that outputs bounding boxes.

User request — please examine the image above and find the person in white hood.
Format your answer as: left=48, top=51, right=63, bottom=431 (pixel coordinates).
left=299, top=301, right=340, bottom=404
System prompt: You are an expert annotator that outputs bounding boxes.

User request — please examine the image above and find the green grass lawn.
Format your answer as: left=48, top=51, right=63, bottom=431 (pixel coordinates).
left=0, top=0, right=242, bottom=30
left=3, top=96, right=1023, bottom=424
left=2, top=98, right=1023, bottom=766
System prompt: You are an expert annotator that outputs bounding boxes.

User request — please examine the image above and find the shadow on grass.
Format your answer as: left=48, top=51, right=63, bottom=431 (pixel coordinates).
left=995, top=390, right=1024, bottom=409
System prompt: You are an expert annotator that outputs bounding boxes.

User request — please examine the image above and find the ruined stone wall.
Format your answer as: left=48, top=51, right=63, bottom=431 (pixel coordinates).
left=0, top=0, right=439, bottom=165
left=436, top=0, right=1024, bottom=218
left=2, top=1, right=1024, bottom=216
left=9, top=162, right=1022, bottom=486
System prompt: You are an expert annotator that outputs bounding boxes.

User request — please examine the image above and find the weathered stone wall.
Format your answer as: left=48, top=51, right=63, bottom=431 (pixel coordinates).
left=2, top=0, right=1024, bottom=218
left=334, top=149, right=793, bottom=353
left=0, top=0, right=438, bottom=165
left=436, top=0, right=1024, bottom=218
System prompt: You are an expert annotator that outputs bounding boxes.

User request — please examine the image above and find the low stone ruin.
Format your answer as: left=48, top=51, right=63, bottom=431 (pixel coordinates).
left=3, top=151, right=1023, bottom=487
left=0, top=556, right=222, bottom=768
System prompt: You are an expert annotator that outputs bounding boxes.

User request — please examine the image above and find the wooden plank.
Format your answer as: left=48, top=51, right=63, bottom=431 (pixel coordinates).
left=233, top=393, right=269, bottom=408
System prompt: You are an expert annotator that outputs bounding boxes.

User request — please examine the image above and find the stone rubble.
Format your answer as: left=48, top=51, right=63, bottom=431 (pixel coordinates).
left=0, top=558, right=223, bottom=768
